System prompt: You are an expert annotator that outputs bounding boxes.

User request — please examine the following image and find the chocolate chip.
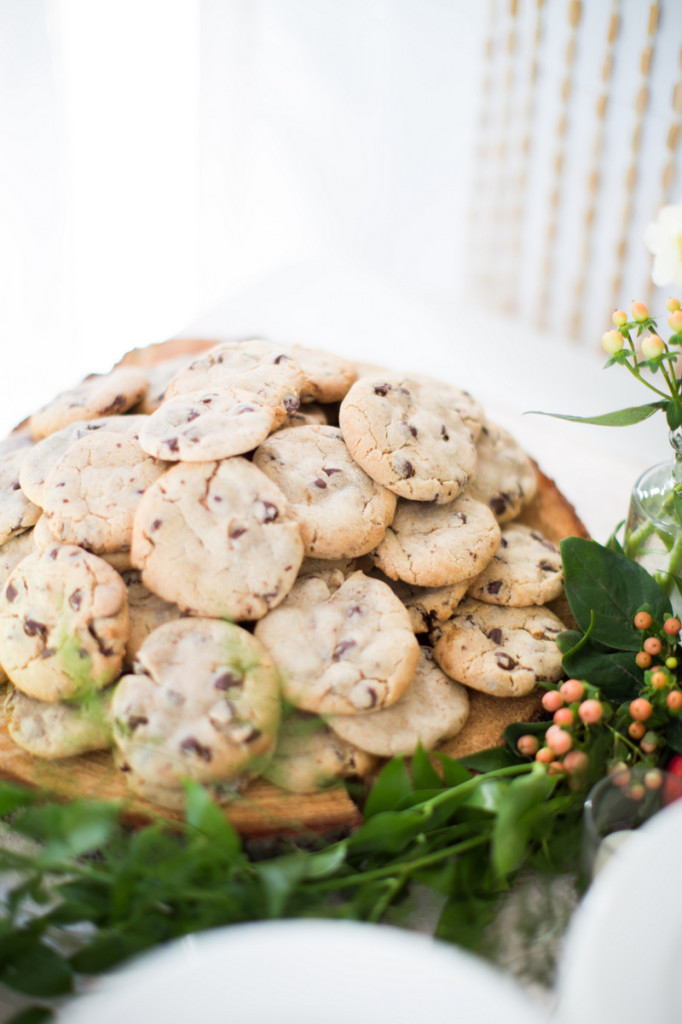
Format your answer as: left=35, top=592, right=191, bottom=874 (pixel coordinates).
left=69, top=589, right=82, bottom=610
left=487, top=581, right=503, bottom=595
left=151, top=519, right=163, bottom=531
left=490, top=496, right=507, bottom=516
left=495, top=652, right=517, bottom=671
left=180, top=737, right=213, bottom=761
left=440, top=425, right=449, bottom=441
left=313, top=478, right=327, bottom=489
left=538, top=560, right=559, bottom=572
left=373, top=383, right=391, bottom=396
left=263, top=587, right=280, bottom=601
left=333, top=638, right=356, bottom=659
left=323, top=467, right=342, bottom=476
left=165, top=438, right=179, bottom=453
left=214, top=671, right=242, bottom=690
left=186, top=410, right=200, bottom=422
left=259, top=501, right=279, bottom=523
left=274, top=353, right=289, bottom=364
left=5, top=583, right=17, bottom=603
left=532, top=532, right=559, bottom=552
left=488, top=627, right=503, bottom=644
left=39, top=647, right=55, bottom=659
left=246, top=727, right=262, bottom=743
left=101, top=393, right=127, bottom=414
left=456, top=513, right=468, bottom=524
left=283, top=396, right=300, bottom=413
left=11, top=481, right=20, bottom=491
left=397, top=386, right=411, bottom=395
left=128, top=715, right=148, bottom=732
left=234, top=405, right=255, bottom=415
left=87, top=623, right=114, bottom=657
left=229, top=524, right=247, bottom=540
left=24, top=619, right=48, bottom=640
left=366, top=687, right=377, bottom=709
left=348, top=605, right=363, bottom=617
left=397, top=458, right=415, bottom=479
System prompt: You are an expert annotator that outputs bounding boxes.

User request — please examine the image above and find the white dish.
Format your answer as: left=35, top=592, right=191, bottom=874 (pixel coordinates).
left=58, top=918, right=547, bottom=1024
left=555, top=797, right=682, bottom=1023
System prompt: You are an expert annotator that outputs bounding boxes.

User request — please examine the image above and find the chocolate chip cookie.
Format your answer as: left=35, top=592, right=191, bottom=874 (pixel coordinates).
left=467, top=523, right=564, bottom=606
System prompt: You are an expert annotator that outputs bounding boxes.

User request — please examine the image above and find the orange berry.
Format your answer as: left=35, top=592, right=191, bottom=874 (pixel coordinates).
left=644, top=636, right=662, bottom=655
left=612, top=309, right=628, bottom=326
left=545, top=724, right=573, bottom=756
left=535, top=746, right=554, bottom=764
left=560, top=679, right=585, bottom=702
left=630, top=698, right=653, bottom=721
left=517, top=734, right=540, bottom=757
left=644, top=769, right=663, bottom=790
left=542, top=690, right=564, bottom=713
left=629, top=783, right=646, bottom=800
left=628, top=721, right=646, bottom=740
left=651, top=670, right=668, bottom=689
left=578, top=699, right=603, bottom=724
left=631, top=301, right=649, bottom=322
left=634, top=611, right=653, bottom=630
left=667, top=690, right=682, bottom=711
left=666, top=297, right=681, bottom=313
left=664, top=617, right=681, bottom=636
left=669, top=310, right=682, bottom=332
left=563, top=750, right=589, bottom=775
left=548, top=760, right=566, bottom=775
left=636, top=651, right=652, bottom=669
left=553, top=707, right=574, bottom=726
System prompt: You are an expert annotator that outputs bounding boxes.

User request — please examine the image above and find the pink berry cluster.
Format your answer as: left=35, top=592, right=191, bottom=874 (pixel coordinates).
left=626, top=611, right=682, bottom=755
left=516, top=678, right=599, bottom=780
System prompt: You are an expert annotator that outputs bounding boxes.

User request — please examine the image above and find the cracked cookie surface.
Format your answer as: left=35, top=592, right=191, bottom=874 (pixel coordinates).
left=431, top=597, right=564, bottom=697
left=371, top=493, right=501, bottom=587
left=254, top=570, right=419, bottom=715
left=28, top=368, right=148, bottom=440
left=131, top=457, right=304, bottom=619
left=0, top=446, right=41, bottom=545
left=0, top=544, right=129, bottom=701
left=339, top=375, right=477, bottom=503
left=111, top=618, right=281, bottom=793
left=467, top=523, right=563, bottom=607
left=467, top=421, right=537, bottom=522
left=138, top=388, right=280, bottom=462
left=41, top=431, right=168, bottom=556
left=5, top=686, right=113, bottom=759
left=327, top=645, right=470, bottom=756
left=253, top=424, right=397, bottom=559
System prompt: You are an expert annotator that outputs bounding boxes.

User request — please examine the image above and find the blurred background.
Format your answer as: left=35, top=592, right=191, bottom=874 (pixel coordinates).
left=2, top=0, right=682, bottom=537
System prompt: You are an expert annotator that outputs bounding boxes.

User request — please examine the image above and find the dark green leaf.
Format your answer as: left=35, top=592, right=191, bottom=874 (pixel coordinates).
left=562, top=642, right=641, bottom=700
left=363, top=757, right=413, bottom=818
left=0, top=944, right=72, bottom=997
left=70, top=932, right=145, bottom=975
left=561, top=537, right=672, bottom=650
left=527, top=401, right=665, bottom=427
left=669, top=331, right=682, bottom=346
left=6, top=1009, right=54, bottom=1024
left=183, top=781, right=241, bottom=856
left=503, top=721, right=549, bottom=753
left=462, top=779, right=510, bottom=813
left=666, top=716, right=682, bottom=754
left=431, top=754, right=471, bottom=788
left=255, top=854, right=313, bottom=917
left=556, top=629, right=584, bottom=655
left=605, top=523, right=625, bottom=554
left=435, top=891, right=498, bottom=951
left=347, top=809, right=427, bottom=857
left=411, top=745, right=443, bottom=790
left=456, top=746, right=519, bottom=771
left=667, top=401, right=682, bottom=431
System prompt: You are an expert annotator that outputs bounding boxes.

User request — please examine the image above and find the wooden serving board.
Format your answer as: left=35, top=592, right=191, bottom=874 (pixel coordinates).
left=0, top=342, right=589, bottom=838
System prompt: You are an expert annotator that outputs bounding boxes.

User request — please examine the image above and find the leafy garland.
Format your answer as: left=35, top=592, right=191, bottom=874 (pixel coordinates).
left=2, top=538, right=682, bottom=1023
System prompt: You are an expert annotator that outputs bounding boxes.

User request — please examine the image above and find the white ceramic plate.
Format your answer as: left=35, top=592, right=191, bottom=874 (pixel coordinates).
left=58, top=919, right=547, bottom=1024
left=555, top=797, right=682, bottom=1023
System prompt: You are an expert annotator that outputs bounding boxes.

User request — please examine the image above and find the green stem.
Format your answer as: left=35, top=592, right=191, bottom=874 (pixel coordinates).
left=306, top=832, right=492, bottom=893
left=621, top=357, right=669, bottom=399
left=625, top=518, right=657, bottom=559
left=656, top=528, right=682, bottom=595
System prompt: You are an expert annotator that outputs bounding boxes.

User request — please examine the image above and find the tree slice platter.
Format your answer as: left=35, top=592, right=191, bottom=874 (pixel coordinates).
left=0, top=341, right=588, bottom=838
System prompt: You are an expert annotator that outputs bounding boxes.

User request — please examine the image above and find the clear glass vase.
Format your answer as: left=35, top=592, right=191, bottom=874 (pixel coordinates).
left=624, top=427, right=682, bottom=615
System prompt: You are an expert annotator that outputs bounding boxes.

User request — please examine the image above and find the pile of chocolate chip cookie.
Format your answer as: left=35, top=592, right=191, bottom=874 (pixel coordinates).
left=0, top=339, right=566, bottom=809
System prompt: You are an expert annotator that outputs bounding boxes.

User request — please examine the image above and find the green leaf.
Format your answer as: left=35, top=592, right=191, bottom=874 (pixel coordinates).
left=435, top=892, right=498, bottom=951
left=561, top=642, right=641, bottom=700
left=12, top=800, right=121, bottom=863
left=6, top=1009, right=54, bottom=1024
left=666, top=716, right=682, bottom=754
left=255, top=854, right=313, bottom=917
left=0, top=943, right=73, bottom=998
left=561, top=537, right=672, bottom=650
left=456, top=746, right=519, bottom=772
left=347, top=809, right=427, bottom=857
left=183, top=780, right=241, bottom=856
left=363, top=757, right=413, bottom=818
left=431, top=754, right=471, bottom=788
left=0, top=782, right=40, bottom=817
left=491, top=767, right=554, bottom=878
left=463, top=779, right=510, bottom=813
left=527, top=401, right=666, bottom=427
left=70, top=932, right=145, bottom=975
left=411, top=745, right=443, bottom=790
left=669, top=331, right=682, bottom=346
left=667, top=401, right=682, bottom=431
left=503, top=721, right=549, bottom=754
